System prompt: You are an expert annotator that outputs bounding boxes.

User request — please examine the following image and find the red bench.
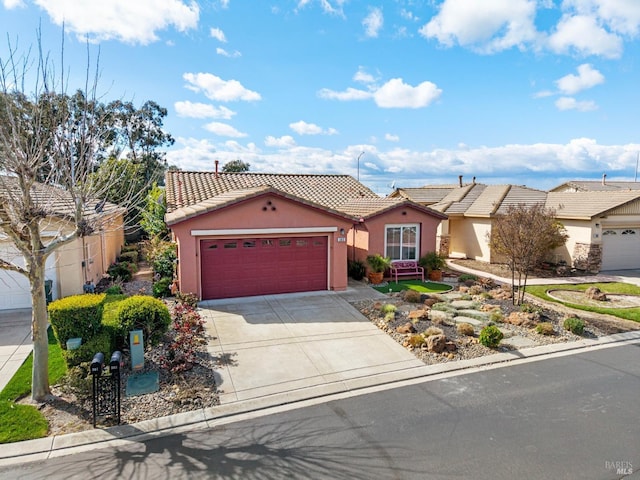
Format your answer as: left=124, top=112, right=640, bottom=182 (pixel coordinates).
left=390, top=260, right=424, bottom=283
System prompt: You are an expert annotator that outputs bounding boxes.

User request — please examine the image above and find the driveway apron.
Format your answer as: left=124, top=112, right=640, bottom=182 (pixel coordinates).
left=0, top=309, right=32, bottom=393
left=199, top=289, right=424, bottom=403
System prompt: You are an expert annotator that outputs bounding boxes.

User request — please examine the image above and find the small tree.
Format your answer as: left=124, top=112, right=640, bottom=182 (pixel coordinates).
left=221, top=159, right=250, bottom=172
left=488, top=203, right=568, bottom=305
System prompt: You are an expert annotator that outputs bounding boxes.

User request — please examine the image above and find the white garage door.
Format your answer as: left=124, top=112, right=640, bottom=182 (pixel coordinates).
left=601, top=228, right=640, bottom=270
left=0, top=243, right=58, bottom=310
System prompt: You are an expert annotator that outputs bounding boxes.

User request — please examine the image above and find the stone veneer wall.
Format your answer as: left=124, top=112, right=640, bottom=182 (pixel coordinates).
left=437, top=235, right=450, bottom=257
left=572, top=242, right=602, bottom=273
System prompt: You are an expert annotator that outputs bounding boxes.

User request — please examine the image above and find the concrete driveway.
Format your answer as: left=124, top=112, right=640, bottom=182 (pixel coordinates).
left=199, top=285, right=424, bottom=404
left=0, top=309, right=32, bottom=393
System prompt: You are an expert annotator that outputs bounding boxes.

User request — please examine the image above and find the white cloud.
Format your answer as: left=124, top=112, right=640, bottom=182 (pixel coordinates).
left=3, top=0, right=25, bottom=8
left=400, top=9, right=418, bottom=22
left=317, top=87, right=372, bottom=101
left=183, top=73, right=261, bottom=102
left=555, top=96, right=598, bottom=111
left=265, top=135, right=296, bottom=148
left=385, top=133, right=399, bottom=142
left=419, top=0, right=537, bottom=53
left=203, top=122, right=248, bottom=137
left=547, top=14, right=623, bottom=58
left=555, top=63, right=605, bottom=94
left=533, top=90, right=554, bottom=98
left=216, top=48, right=242, bottom=58
left=564, top=0, right=640, bottom=36
left=363, top=7, right=383, bottom=38
left=32, top=0, right=199, bottom=44
left=289, top=120, right=338, bottom=135
left=373, top=78, right=442, bottom=108
left=174, top=101, right=235, bottom=119
left=296, top=0, right=346, bottom=16
left=353, top=67, right=376, bottom=84
left=166, top=137, right=218, bottom=171
left=210, top=27, right=226, bottom=42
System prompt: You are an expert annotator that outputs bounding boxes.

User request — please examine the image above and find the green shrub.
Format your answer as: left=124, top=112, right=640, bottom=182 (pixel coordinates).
left=347, top=260, right=366, bottom=280
left=384, top=312, right=396, bottom=322
left=381, top=303, right=397, bottom=314
left=489, top=310, right=504, bottom=323
left=116, top=295, right=171, bottom=347
left=120, top=244, right=139, bottom=253
left=48, top=294, right=106, bottom=348
left=458, top=274, right=478, bottom=283
left=59, top=363, right=92, bottom=400
left=456, top=322, right=475, bottom=336
left=403, top=289, right=422, bottom=303
left=153, top=277, right=173, bottom=298
left=118, top=250, right=139, bottom=264
left=152, top=244, right=177, bottom=278
left=62, top=330, right=113, bottom=368
left=105, top=285, right=123, bottom=295
left=479, top=325, right=503, bottom=348
left=535, top=322, right=555, bottom=336
left=408, top=334, right=425, bottom=347
left=108, top=261, right=138, bottom=282
left=520, top=303, right=542, bottom=315
left=563, top=316, right=585, bottom=335
left=424, top=326, right=444, bottom=337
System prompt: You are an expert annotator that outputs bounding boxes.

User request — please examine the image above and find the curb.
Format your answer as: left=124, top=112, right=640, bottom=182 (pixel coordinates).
left=1, top=329, right=639, bottom=466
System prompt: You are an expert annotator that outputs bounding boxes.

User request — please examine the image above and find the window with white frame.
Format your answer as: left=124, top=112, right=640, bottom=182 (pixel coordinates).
left=385, top=224, right=419, bottom=261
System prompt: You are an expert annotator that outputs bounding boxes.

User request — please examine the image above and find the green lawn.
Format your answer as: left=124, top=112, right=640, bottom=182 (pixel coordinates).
left=0, top=326, right=66, bottom=443
left=526, top=282, right=640, bottom=322
left=372, top=279, right=452, bottom=294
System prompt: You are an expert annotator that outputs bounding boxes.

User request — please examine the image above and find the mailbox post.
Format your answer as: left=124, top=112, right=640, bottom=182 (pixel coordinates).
left=91, top=351, right=122, bottom=427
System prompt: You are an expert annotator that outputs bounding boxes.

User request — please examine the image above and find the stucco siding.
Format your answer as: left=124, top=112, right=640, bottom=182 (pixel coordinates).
left=449, top=218, right=492, bottom=261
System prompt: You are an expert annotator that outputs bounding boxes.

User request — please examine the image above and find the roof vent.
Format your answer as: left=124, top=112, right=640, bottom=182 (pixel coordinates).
left=602, top=173, right=607, bottom=185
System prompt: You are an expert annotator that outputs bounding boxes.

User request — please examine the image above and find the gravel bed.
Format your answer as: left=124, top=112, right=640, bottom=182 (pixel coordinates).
left=350, top=285, right=609, bottom=366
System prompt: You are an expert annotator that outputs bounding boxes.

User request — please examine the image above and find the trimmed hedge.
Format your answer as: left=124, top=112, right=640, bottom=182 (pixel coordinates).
left=48, top=294, right=106, bottom=348
left=62, top=330, right=113, bottom=368
left=108, top=261, right=138, bottom=282
left=116, top=295, right=171, bottom=347
left=118, top=251, right=139, bottom=264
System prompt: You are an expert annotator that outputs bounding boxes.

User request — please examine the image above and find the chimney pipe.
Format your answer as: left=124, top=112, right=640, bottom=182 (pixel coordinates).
left=472, top=176, right=476, bottom=184
left=215, top=160, right=219, bottom=178
left=602, top=173, right=606, bottom=185
left=458, top=175, right=463, bottom=187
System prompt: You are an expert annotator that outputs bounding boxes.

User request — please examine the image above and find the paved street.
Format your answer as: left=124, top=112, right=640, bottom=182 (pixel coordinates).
left=2, top=342, right=639, bottom=480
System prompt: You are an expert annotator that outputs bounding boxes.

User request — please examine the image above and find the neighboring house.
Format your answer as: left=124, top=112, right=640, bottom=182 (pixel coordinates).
left=0, top=179, right=125, bottom=310
left=392, top=179, right=640, bottom=272
left=550, top=175, right=640, bottom=192
left=164, top=170, right=446, bottom=300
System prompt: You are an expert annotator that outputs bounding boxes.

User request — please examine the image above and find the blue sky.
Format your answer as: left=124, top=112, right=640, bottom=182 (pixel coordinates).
left=2, top=0, right=640, bottom=195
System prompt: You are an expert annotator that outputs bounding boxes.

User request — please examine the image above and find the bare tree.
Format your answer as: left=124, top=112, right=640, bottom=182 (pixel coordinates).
left=0, top=36, right=145, bottom=401
left=488, top=203, right=568, bottom=305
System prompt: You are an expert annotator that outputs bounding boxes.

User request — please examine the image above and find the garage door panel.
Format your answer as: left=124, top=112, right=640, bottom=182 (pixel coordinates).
left=201, top=236, right=328, bottom=300
left=601, top=228, right=640, bottom=270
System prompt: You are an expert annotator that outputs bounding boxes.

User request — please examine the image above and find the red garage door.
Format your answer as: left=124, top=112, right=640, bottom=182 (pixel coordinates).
left=200, top=236, right=328, bottom=300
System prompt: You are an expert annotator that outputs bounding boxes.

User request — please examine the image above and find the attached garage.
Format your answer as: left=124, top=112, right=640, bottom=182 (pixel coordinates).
left=601, top=228, right=640, bottom=270
left=200, top=236, right=328, bottom=299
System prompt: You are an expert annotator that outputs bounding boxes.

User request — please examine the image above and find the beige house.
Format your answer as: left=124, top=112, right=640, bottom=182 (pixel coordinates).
left=391, top=180, right=640, bottom=272
left=0, top=180, right=125, bottom=310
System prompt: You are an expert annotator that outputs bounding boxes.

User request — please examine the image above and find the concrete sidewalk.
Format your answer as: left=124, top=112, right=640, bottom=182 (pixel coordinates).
left=1, top=278, right=640, bottom=466
left=0, top=309, right=32, bottom=393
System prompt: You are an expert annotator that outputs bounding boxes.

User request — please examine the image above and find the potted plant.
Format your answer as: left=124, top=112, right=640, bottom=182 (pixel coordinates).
left=419, top=251, right=446, bottom=281
left=366, top=254, right=391, bottom=284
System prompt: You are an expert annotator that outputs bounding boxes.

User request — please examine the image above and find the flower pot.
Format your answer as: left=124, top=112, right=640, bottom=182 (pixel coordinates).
left=428, top=269, right=442, bottom=281
left=368, top=272, right=384, bottom=284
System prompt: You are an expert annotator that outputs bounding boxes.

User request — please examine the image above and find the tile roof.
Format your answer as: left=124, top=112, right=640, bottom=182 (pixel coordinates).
left=550, top=180, right=640, bottom=192
left=165, top=171, right=379, bottom=212
left=390, top=186, right=456, bottom=204
left=165, top=171, right=447, bottom=225
left=0, top=175, right=124, bottom=224
left=546, top=191, right=640, bottom=219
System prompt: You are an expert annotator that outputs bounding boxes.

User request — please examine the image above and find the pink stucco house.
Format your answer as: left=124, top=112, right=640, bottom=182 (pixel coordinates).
left=164, top=170, right=446, bottom=300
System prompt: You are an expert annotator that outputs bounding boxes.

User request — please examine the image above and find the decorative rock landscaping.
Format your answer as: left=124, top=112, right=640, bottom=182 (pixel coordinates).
left=351, top=281, right=609, bottom=366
